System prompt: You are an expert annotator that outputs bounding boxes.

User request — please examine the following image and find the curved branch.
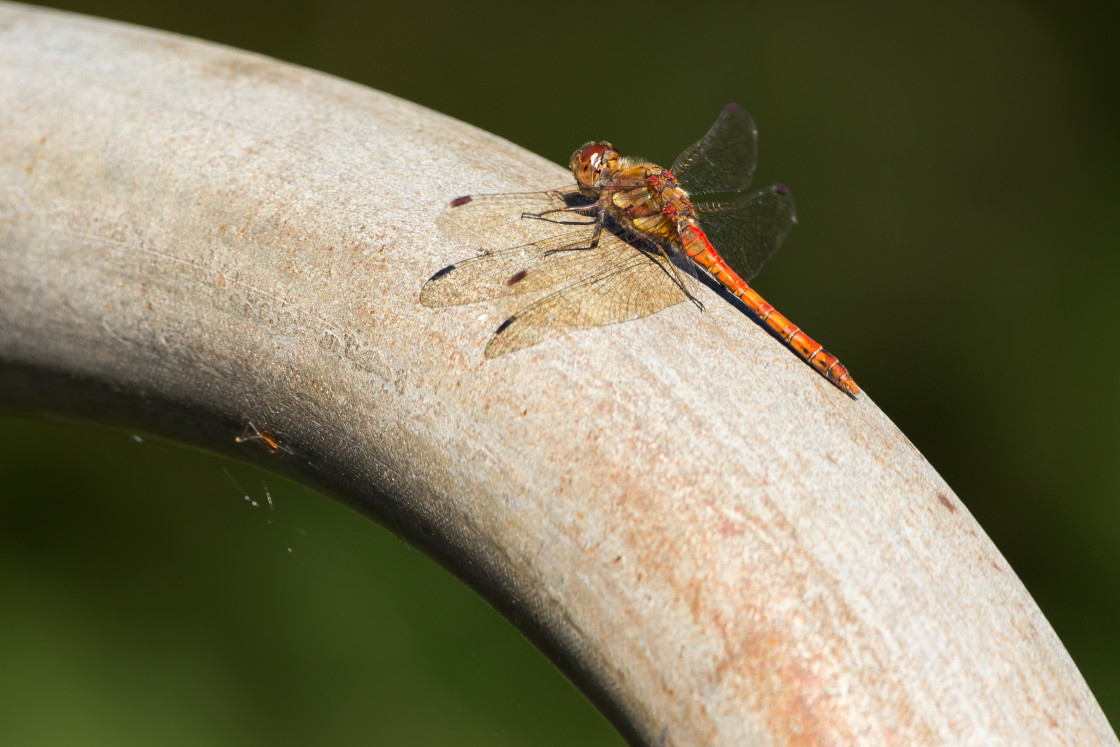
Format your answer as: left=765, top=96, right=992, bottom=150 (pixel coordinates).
left=0, top=5, right=1112, bottom=744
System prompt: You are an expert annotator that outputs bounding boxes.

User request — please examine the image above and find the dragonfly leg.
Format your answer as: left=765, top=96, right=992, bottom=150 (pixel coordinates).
left=521, top=202, right=598, bottom=224
left=588, top=218, right=602, bottom=248
left=536, top=218, right=603, bottom=261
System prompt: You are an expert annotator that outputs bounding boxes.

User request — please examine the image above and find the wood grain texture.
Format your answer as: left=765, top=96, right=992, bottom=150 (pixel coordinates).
left=0, top=4, right=1113, bottom=744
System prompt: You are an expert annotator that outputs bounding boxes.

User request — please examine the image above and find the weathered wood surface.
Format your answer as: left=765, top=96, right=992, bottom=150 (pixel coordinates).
left=0, top=4, right=1113, bottom=744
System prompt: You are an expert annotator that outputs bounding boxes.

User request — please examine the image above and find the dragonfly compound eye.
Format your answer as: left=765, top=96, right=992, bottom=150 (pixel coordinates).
left=570, top=142, right=618, bottom=189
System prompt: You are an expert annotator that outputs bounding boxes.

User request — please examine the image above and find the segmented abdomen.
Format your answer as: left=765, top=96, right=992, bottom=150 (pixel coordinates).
left=679, top=225, right=859, bottom=397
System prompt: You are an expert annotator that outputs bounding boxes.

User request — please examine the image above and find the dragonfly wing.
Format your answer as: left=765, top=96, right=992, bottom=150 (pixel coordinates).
left=671, top=103, right=758, bottom=197
left=484, top=235, right=693, bottom=358
left=436, top=187, right=589, bottom=247
left=420, top=227, right=603, bottom=307
left=693, top=184, right=797, bottom=281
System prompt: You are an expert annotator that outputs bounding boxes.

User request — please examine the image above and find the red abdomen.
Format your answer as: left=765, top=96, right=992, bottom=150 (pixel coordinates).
left=679, top=225, right=859, bottom=396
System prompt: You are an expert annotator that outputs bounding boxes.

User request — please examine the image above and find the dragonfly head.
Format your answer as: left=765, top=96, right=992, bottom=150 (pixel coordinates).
left=570, top=142, right=620, bottom=195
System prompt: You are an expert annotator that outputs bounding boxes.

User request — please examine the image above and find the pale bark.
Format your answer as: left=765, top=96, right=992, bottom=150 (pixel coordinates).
left=0, top=4, right=1113, bottom=744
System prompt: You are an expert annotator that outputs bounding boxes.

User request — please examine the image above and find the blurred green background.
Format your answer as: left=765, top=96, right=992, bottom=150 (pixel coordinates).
left=2, top=0, right=1117, bottom=743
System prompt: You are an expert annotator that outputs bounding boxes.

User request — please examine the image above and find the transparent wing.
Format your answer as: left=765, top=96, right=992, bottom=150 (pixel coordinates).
left=484, top=235, right=693, bottom=357
left=435, top=187, right=590, bottom=247
left=671, top=103, right=758, bottom=197
left=422, top=226, right=614, bottom=306
left=693, top=184, right=797, bottom=281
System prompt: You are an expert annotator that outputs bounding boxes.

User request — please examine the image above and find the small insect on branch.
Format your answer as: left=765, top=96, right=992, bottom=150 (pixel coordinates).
left=235, top=421, right=291, bottom=455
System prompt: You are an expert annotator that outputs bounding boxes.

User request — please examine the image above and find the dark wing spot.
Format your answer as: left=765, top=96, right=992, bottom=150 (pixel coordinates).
left=450, top=195, right=473, bottom=207
left=429, top=264, right=456, bottom=281
left=506, top=269, right=528, bottom=286
left=495, top=316, right=516, bottom=334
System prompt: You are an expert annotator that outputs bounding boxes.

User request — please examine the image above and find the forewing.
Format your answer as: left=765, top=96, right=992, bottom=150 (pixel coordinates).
left=425, top=187, right=604, bottom=307
left=436, top=187, right=588, bottom=247
left=484, top=236, right=693, bottom=357
left=694, top=184, right=797, bottom=281
left=422, top=227, right=615, bottom=306
left=671, top=103, right=758, bottom=197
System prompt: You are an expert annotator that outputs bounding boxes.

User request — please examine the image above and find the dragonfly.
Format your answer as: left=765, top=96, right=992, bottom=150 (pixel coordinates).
left=421, top=103, right=859, bottom=397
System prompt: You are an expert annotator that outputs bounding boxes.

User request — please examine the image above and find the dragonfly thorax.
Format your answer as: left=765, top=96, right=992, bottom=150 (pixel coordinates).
left=597, top=165, right=695, bottom=247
